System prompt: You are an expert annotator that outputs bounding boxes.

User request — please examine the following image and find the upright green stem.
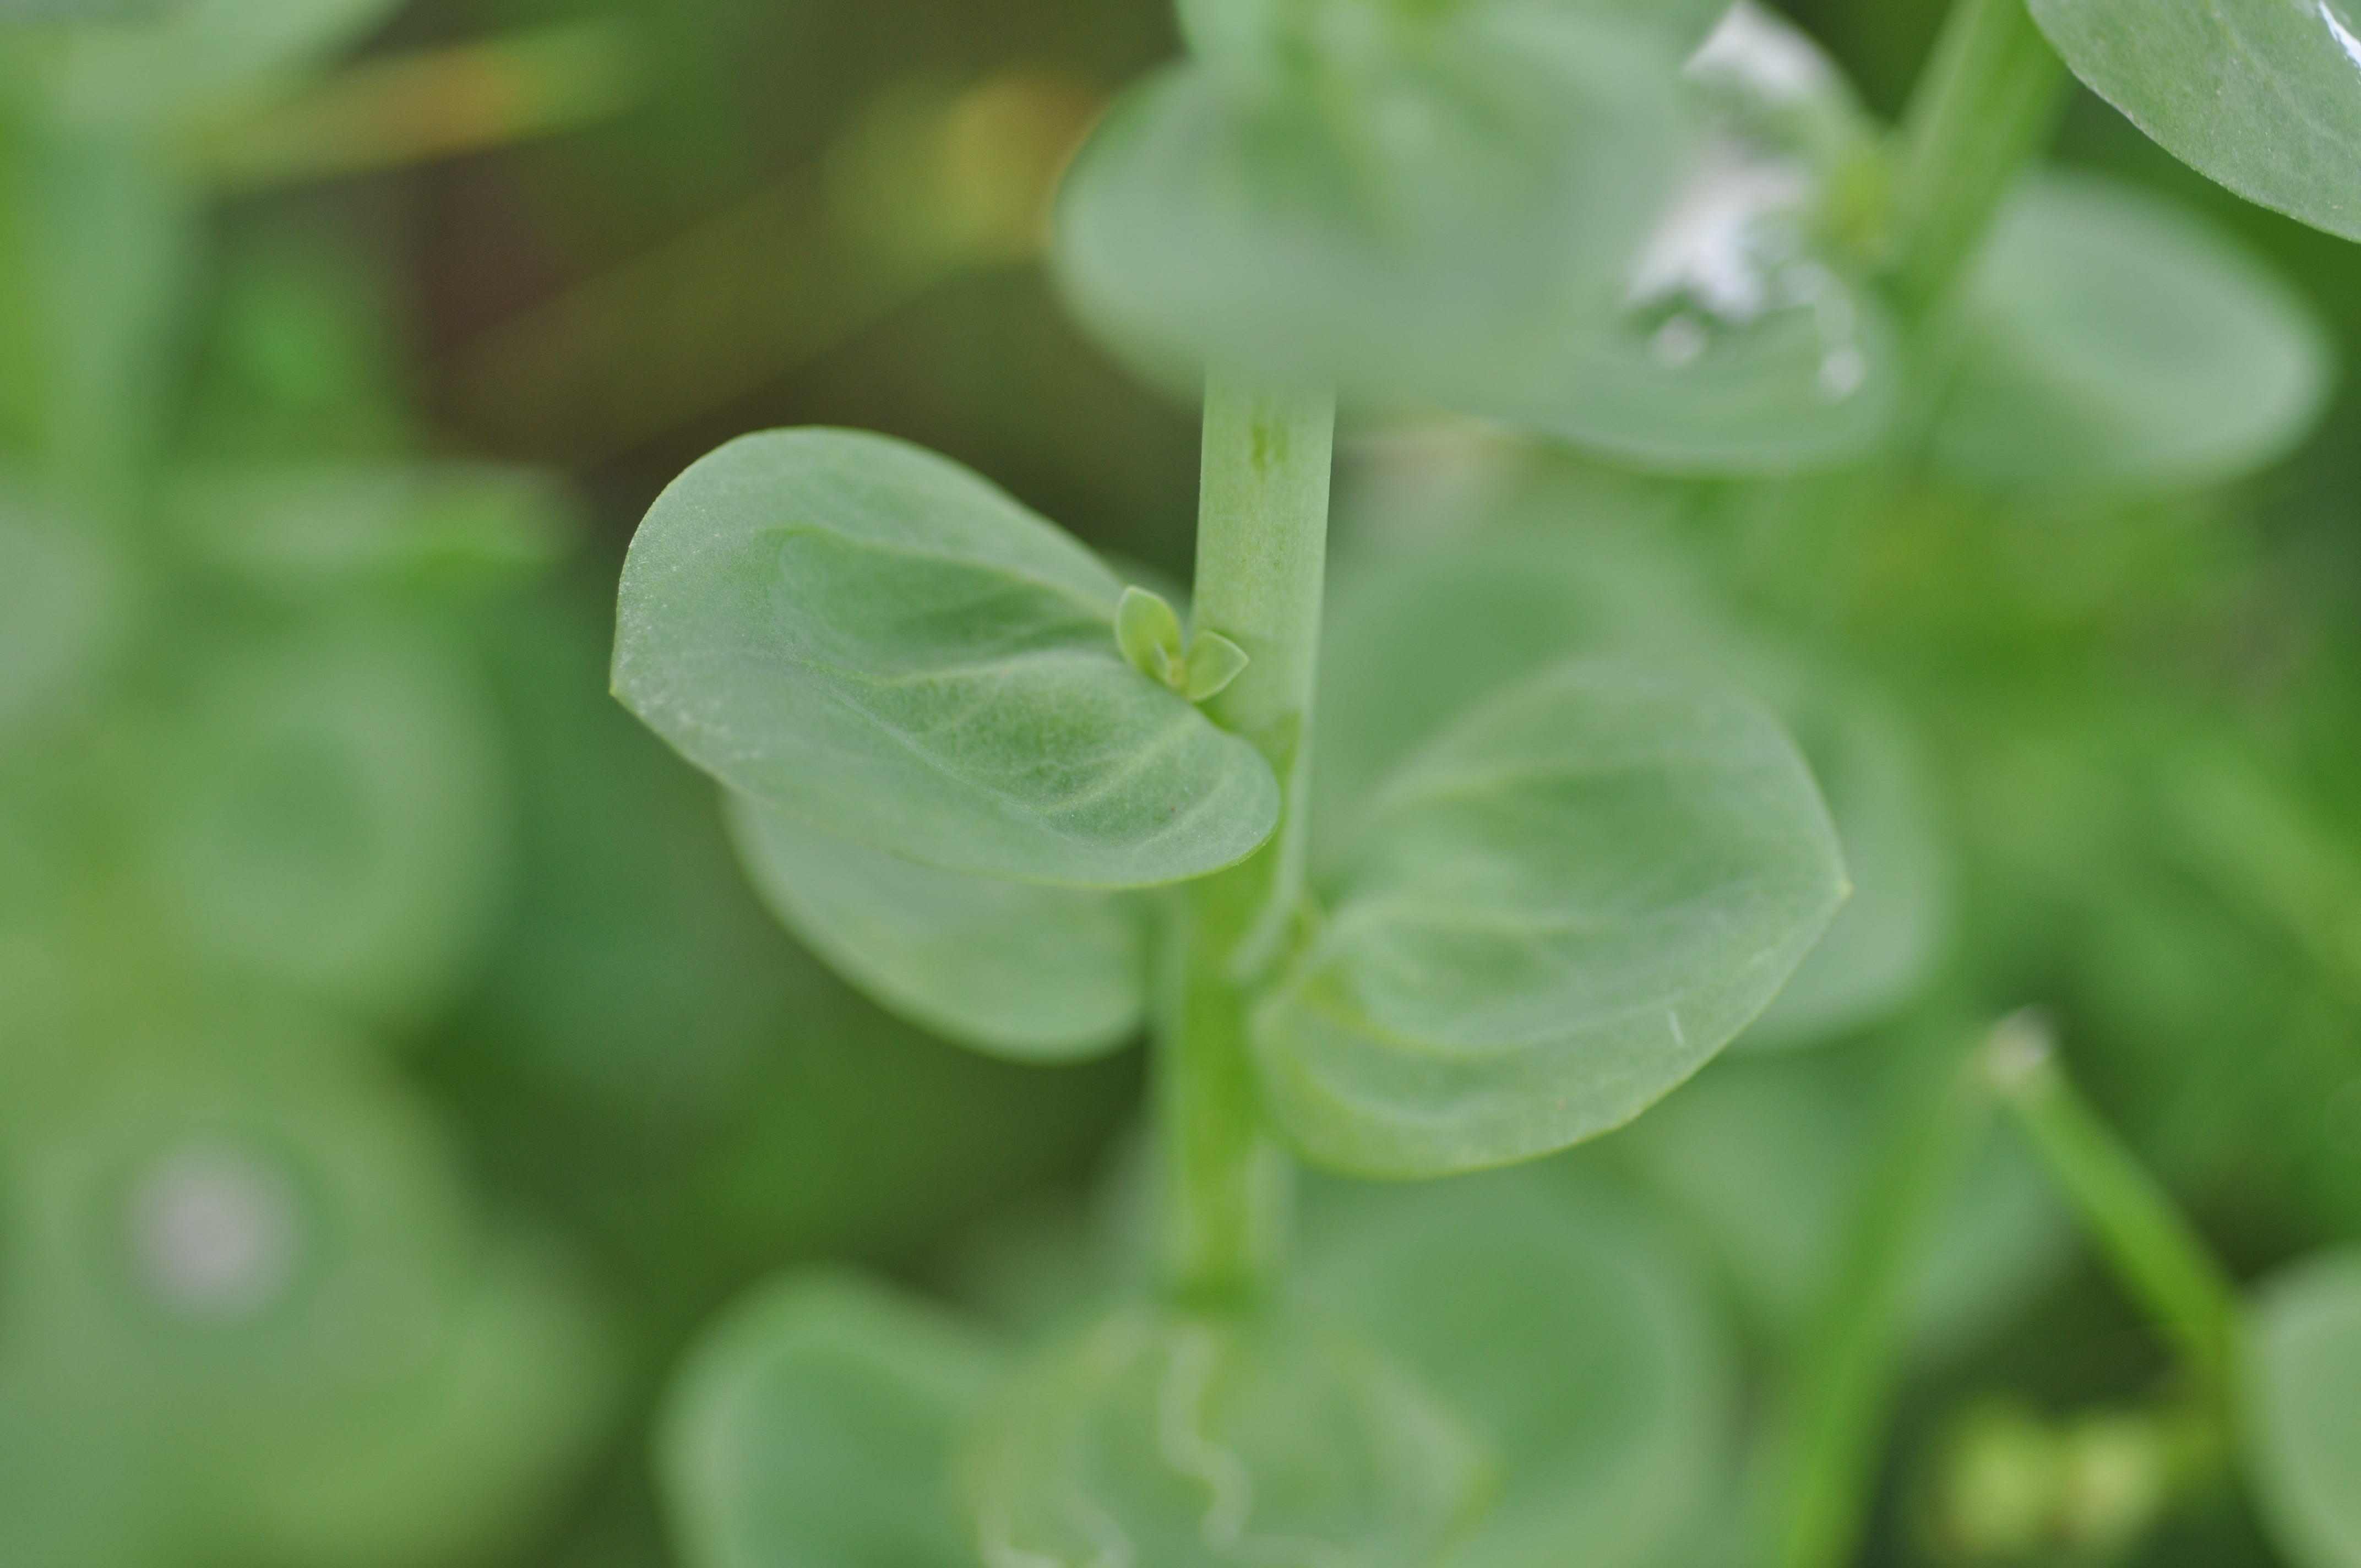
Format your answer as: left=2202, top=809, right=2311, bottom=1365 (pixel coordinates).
left=1886, top=0, right=2069, bottom=314
left=1986, top=1014, right=2243, bottom=1400
left=1762, top=1026, right=1999, bottom=1568
left=1156, top=373, right=1336, bottom=1306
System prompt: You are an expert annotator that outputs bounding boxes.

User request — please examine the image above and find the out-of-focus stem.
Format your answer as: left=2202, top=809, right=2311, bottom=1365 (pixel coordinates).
left=1762, top=1023, right=2000, bottom=1568
left=187, top=21, right=642, bottom=190
left=1886, top=0, right=2068, bottom=314
left=1987, top=1012, right=2243, bottom=1399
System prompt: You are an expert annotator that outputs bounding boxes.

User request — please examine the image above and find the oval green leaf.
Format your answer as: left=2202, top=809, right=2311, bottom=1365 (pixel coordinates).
left=2027, top=0, right=2361, bottom=242
left=1258, top=658, right=1847, bottom=1177
left=1930, top=172, right=2333, bottom=490
left=613, top=429, right=1279, bottom=888
left=1296, top=1169, right=1736, bottom=1568
left=962, top=1301, right=1494, bottom=1568
left=1485, top=3, right=1905, bottom=472
left=1054, top=15, right=1685, bottom=405
left=2244, top=1250, right=2361, bottom=1568
left=661, top=1271, right=1000, bottom=1568
left=1315, top=513, right=1943, bottom=1050
left=725, top=792, right=1148, bottom=1061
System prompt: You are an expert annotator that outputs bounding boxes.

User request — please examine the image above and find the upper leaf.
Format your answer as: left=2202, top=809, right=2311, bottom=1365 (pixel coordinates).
left=2243, top=1250, right=2361, bottom=1568
left=2027, top=0, right=2361, bottom=243
left=1929, top=172, right=2333, bottom=491
left=1479, top=2, right=1905, bottom=472
left=1296, top=1169, right=1737, bottom=1568
left=613, top=430, right=1280, bottom=888
left=660, top=1271, right=999, bottom=1568
left=1054, top=12, right=1687, bottom=406
left=961, top=1300, right=1494, bottom=1568
left=1255, top=658, right=1847, bottom=1177
left=725, top=793, right=1149, bottom=1061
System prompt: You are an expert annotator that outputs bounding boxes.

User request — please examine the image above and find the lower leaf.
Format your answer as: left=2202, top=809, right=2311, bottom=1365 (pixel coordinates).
left=661, top=1271, right=1001, bottom=1568
left=1258, top=658, right=1847, bottom=1177
left=961, top=1301, right=1494, bottom=1568
left=726, top=793, right=1148, bottom=1062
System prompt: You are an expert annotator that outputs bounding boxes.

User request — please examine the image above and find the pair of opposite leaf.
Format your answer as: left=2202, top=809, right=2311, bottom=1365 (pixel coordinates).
left=0, top=1016, right=613, bottom=1568
left=662, top=1168, right=1738, bottom=1568
left=1061, top=0, right=2335, bottom=487
left=614, top=429, right=1848, bottom=1178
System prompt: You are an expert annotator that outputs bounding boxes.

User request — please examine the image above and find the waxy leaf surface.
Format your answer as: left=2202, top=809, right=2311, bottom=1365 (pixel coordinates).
left=1486, top=2, right=1904, bottom=472
left=2244, top=1250, right=2361, bottom=1568
left=1297, top=1170, right=1735, bottom=1568
left=2027, top=0, right=2361, bottom=242
left=962, top=1302, right=1493, bottom=1568
left=614, top=431, right=1279, bottom=888
left=662, top=1272, right=998, bottom=1568
left=1317, top=516, right=1947, bottom=1050
left=1055, top=14, right=1685, bottom=405
left=1932, top=173, right=2332, bottom=489
left=1258, top=660, right=1847, bottom=1177
left=726, top=793, right=1147, bottom=1061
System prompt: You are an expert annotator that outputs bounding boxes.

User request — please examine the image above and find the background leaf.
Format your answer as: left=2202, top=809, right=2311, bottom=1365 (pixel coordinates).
left=613, top=429, right=1279, bottom=888
left=1743, top=672, right=1951, bottom=1049
left=725, top=792, right=1148, bottom=1061
left=2027, top=0, right=2361, bottom=242
left=962, top=1300, right=1493, bottom=1568
left=661, top=1271, right=999, bottom=1568
left=1483, top=2, right=1904, bottom=472
left=1053, top=15, right=1685, bottom=406
left=1929, top=172, right=2334, bottom=490
left=1255, top=658, right=1847, bottom=1178
left=2244, top=1250, right=2361, bottom=1568
left=146, top=618, right=512, bottom=1026
left=1296, top=1168, right=1737, bottom=1568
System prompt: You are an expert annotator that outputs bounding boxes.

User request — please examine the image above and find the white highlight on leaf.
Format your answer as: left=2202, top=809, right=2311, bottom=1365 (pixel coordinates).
left=1627, top=144, right=1814, bottom=322
left=1625, top=144, right=1868, bottom=401
left=2322, top=1, right=2361, bottom=71
left=128, top=1140, right=300, bottom=1319
left=1687, top=0, right=1834, bottom=102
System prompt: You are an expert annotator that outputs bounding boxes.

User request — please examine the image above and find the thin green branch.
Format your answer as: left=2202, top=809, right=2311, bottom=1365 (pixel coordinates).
left=1761, top=1023, right=2000, bottom=1568
left=1886, top=0, right=2069, bottom=314
left=1985, top=1012, right=2244, bottom=1398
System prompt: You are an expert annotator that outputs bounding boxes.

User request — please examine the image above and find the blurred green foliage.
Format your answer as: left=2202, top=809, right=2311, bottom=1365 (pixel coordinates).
left=2, top=0, right=2359, bottom=1565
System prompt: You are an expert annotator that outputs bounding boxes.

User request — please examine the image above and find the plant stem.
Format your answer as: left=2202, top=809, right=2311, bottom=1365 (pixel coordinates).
left=1985, top=1014, right=2244, bottom=1399
left=1155, top=373, right=1336, bottom=1306
left=1763, top=1026, right=1999, bottom=1568
left=1886, top=0, right=2068, bottom=314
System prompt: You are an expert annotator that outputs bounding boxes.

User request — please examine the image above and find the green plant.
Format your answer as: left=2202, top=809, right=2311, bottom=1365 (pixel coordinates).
left=612, top=0, right=2361, bottom=1565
